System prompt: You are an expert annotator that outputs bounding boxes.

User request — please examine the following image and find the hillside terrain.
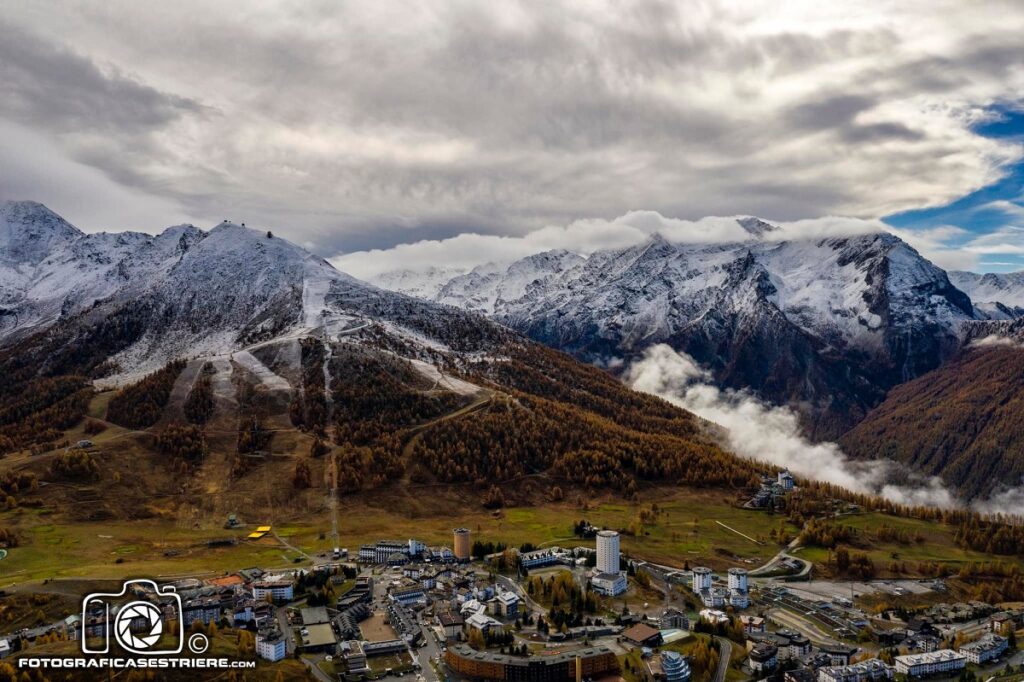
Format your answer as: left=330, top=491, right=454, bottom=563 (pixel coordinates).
left=4, top=202, right=1024, bottom=592
left=375, top=220, right=981, bottom=438
left=841, top=326, right=1024, bottom=500
left=0, top=201, right=784, bottom=585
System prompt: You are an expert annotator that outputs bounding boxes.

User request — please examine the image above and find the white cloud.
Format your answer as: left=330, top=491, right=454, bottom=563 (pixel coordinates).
left=624, top=343, right=960, bottom=508
left=624, top=343, right=1024, bottom=513
left=334, top=211, right=763, bottom=278
left=974, top=485, right=1024, bottom=517
left=0, top=1, right=1021, bottom=252
left=333, top=210, right=961, bottom=280
left=968, top=334, right=1024, bottom=349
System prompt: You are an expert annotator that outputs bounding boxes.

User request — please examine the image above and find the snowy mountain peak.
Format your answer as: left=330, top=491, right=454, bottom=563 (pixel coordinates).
left=0, top=204, right=381, bottom=370
left=375, top=228, right=978, bottom=436
left=0, top=201, right=82, bottom=264
left=736, top=216, right=779, bottom=238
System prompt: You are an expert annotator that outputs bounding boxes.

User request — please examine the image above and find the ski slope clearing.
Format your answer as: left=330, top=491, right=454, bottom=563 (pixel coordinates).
left=407, top=358, right=482, bottom=396
left=233, top=350, right=291, bottom=392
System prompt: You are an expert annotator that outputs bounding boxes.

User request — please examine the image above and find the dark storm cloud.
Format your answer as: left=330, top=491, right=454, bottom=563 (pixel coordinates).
left=0, top=1, right=1021, bottom=250
left=0, top=22, right=202, bottom=134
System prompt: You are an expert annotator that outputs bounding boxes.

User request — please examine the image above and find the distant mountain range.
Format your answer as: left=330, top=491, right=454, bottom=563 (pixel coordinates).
left=374, top=217, right=1016, bottom=438
left=0, top=200, right=756, bottom=513
left=0, top=200, right=490, bottom=380
left=949, top=270, right=1024, bottom=320
left=5, top=200, right=1024, bottom=501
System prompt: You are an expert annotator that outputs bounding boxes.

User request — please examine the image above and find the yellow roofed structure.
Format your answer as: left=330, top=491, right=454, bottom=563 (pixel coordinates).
left=256, top=525, right=272, bottom=532
left=247, top=531, right=266, bottom=539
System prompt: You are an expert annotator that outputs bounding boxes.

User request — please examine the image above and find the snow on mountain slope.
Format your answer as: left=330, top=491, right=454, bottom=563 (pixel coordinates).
left=0, top=200, right=512, bottom=382
left=435, top=250, right=585, bottom=314
left=374, top=265, right=470, bottom=300
left=949, top=270, right=1024, bottom=317
left=375, top=219, right=977, bottom=436
left=0, top=201, right=82, bottom=265
left=1, top=201, right=207, bottom=338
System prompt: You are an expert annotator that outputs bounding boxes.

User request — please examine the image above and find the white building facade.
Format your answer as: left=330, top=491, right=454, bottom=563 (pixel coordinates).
left=596, top=531, right=620, bottom=574
left=894, top=650, right=966, bottom=677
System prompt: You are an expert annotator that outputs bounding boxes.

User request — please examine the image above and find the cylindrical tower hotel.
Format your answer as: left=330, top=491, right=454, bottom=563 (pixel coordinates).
left=728, top=568, right=748, bottom=591
left=595, top=530, right=620, bottom=574
left=453, top=527, right=471, bottom=561
left=692, top=566, right=713, bottom=591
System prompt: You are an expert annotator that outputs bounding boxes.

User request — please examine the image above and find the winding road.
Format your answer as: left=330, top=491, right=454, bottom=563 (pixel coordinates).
left=713, top=637, right=732, bottom=682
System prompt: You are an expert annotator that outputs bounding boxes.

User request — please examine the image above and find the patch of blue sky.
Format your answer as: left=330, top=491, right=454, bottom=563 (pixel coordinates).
left=885, top=104, right=1024, bottom=272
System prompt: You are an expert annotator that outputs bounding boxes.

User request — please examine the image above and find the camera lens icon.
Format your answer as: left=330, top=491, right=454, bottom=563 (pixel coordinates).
left=115, top=601, right=164, bottom=650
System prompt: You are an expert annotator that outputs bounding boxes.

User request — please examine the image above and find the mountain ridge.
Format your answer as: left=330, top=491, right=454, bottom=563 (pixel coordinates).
left=371, top=222, right=980, bottom=437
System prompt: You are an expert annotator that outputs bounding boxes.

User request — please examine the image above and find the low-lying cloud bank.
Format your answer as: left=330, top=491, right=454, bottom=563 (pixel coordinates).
left=624, top=343, right=1013, bottom=511
left=335, top=212, right=886, bottom=280
left=969, top=334, right=1024, bottom=349
left=334, top=210, right=989, bottom=281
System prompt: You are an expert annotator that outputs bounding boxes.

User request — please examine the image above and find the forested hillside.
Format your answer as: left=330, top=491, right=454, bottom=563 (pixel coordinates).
left=841, top=345, right=1024, bottom=500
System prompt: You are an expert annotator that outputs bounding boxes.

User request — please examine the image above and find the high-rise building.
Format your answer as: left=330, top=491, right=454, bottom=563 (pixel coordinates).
left=595, top=530, right=620, bottom=575
left=453, top=527, right=471, bottom=561
left=728, top=568, right=748, bottom=591
left=692, top=566, right=713, bottom=592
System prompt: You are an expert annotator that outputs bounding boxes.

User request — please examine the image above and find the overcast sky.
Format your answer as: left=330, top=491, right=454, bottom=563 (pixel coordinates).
left=2, top=1, right=1023, bottom=272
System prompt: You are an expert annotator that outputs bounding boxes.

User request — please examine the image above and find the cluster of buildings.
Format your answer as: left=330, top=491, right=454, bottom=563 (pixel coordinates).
left=744, top=633, right=1011, bottom=681
left=749, top=470, right=795, bottom=508
left=818, top=657, right=893, bottom=682
left=515, top=530, right=630, bottom=597
left=76, top=569, right=296, bottom=647
left=357, top=538, right=456, bottom=565
left=742, top=628, right=857, bottom=678
left=691, top=567, right=750, bottom=609
left=443, top=643, right=620, bottom=681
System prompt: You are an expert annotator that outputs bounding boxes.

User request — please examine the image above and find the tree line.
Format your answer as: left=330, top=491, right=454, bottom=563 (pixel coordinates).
left=183, top=362, right=215, bottom=424
left=106, top=360, right=186, bottom=428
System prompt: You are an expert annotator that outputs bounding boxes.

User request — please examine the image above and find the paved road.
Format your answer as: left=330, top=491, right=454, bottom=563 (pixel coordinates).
left=713, top=636, right=732, bottom=682
left=275, top=606, right=296, bottom=654
left=414, top=624, right=442, bottom=682
left=300, top=655, right=335, bottom=682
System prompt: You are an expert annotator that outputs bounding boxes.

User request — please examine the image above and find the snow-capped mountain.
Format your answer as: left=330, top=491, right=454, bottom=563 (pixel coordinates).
left=433, top=250, right=586, bottom=314
left=373, top=219, right=977, bottom=437
left=373, top=265, right=470, bottom=300
left=0, top=200, right=504, bottom=381
left=949, top=270, right=1024, bottom=319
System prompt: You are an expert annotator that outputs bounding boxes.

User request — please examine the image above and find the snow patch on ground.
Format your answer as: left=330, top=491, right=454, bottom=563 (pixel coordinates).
left=233, top=350, right=292, bottom=392
left=301, top=271, right=332, bottom=329
left=406, top=358, right=482, bottom=396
